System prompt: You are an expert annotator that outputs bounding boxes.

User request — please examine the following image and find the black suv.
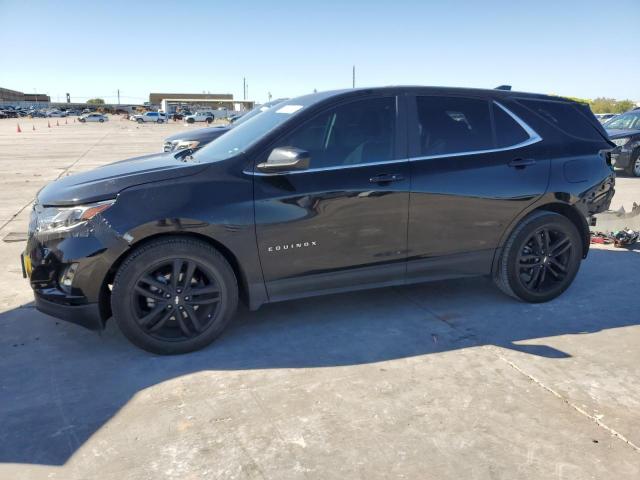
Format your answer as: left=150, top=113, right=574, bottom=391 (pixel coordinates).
left=23, top=87, right=615, bottom=354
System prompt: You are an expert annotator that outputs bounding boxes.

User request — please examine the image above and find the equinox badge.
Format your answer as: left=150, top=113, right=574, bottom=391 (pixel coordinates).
left=267, top=241, right=318, bottom=253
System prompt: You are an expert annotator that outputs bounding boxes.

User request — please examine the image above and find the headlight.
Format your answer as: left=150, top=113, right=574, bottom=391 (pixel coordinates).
left=31, top=200, right=115, bottom=234
left=175, top=140, right=200, bottom=150
left=611, top=137, right=630, bottom=147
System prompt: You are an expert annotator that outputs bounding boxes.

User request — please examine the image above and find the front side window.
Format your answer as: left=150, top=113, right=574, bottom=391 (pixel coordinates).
left=415, top=96, right=493, bottom=156
left=273, top=96, right=396, bottom=169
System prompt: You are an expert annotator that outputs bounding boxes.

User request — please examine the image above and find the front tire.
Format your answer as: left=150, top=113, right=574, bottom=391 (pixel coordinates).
left=186, top=118, right=195, bottom=124
left=494, top=211, right=582, bottom=303
left=112, top=237, right=238, bottom=354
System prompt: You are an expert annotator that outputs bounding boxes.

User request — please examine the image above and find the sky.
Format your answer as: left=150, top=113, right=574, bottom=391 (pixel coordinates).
left=0, top=0, right=638, bottom=104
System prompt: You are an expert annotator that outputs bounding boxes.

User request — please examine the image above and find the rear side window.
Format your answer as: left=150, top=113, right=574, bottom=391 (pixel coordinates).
left=517, top=99, right=600, bottom=141
left=493, top=104, right=530, bottom=147
left=415, top=96, right=493, bottom=156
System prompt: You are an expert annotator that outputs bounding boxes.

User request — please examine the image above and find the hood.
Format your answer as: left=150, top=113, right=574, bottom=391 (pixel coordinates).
left=37, top=152, right=208, bottom=207
left=164, top=125, right=231, bottom=143
left=606, top=128, right=640, bottom=139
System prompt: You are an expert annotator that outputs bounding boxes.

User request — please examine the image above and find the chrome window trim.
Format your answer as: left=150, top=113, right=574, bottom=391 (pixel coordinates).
left=494, top=101, right=542, bottom=142
left=246, top=157, right=409, bottom=176
left=245, top=101, right=542, bottom=176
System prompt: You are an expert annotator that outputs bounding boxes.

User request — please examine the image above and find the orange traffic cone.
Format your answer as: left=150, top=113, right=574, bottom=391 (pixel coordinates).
left=16, top=123, right=21, bottom=133
left=32, top=125, right=36, bottom=131
left=73, top=118, right=76, bottom=123
left=65, top=119, right=68, bottom=124
left=47, top=120, right=51, bottom=128
left=56, top=120, right=60, bottom=127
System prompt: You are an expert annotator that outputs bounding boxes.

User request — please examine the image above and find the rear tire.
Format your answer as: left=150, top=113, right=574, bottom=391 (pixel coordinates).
left=206, top=117, right=213, bottom=124
left=112, top=237, right=238, bottom=354
left=136, top=118, right=143, bottom=124
left=494, top=211, right=582, bottom=303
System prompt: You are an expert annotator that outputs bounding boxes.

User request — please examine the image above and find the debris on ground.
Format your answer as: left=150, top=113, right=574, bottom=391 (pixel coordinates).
left=590, top=229, right=639, bottom=247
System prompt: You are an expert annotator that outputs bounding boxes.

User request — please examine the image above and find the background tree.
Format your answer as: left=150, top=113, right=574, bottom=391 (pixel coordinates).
left=86, top=98, right=105, bottom=105
left=590, top=97, right=635, bottom=114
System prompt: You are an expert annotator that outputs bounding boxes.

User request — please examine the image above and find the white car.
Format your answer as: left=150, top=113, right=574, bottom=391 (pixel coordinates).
left=130, top=111, right=166, bottom=123
left=46, top=110, right=68, bottom=117
left=184, top=111, right=215, bottom=124
left=79, top=113, right=108, bottom=123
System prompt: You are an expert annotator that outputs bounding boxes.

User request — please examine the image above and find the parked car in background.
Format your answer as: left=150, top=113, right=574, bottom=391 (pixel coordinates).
left=46, top=110, right=68, bottom=117
left=78, top=113, right=108, bottom=123
left=130, top=111, right=166, bottom=123
left=1, top=109, right=18, bottom=118
left=23, top=86, right=615, bottom=354
left=184, top=111, right=215, bottom=124
left=163, top=99, right=289, bottom=152
left=604, top=110, right=640, bottom=176
left=0, top=111, right=7, bottom=119
left=595, top=113, right=617, bottom=123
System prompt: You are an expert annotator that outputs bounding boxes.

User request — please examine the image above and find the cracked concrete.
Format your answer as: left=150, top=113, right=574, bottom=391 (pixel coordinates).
left=0, top=116, right=639, bottom=479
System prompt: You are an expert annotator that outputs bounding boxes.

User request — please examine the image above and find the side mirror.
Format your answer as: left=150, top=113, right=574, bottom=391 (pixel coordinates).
left=257, top=147, right=310, bottom=173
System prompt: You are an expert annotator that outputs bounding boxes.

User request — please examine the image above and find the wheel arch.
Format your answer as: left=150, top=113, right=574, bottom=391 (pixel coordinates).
left=99, top=232, right=253, bottom=324
left=492, top=201, right=590, bottom=276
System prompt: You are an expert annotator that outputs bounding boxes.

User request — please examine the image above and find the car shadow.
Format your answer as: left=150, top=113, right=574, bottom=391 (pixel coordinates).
left=0, top=248, right=638, bottom=466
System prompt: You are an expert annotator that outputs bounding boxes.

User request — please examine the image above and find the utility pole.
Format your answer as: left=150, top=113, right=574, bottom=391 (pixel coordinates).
left=268, top=91, right=272, bottom=102
left=352, top=65, right=355, bottom=88
left=117, top=89, right=120, bottom=105
left=243, top=77, right=246, bottom=100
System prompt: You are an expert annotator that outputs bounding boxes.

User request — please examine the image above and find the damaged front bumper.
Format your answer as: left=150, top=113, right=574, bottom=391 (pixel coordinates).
left=22, top=209, right=128, bottom=331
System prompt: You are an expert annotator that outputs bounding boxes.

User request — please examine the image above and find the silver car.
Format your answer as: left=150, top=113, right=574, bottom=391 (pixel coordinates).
left=79, top=113, right=108, bottom=123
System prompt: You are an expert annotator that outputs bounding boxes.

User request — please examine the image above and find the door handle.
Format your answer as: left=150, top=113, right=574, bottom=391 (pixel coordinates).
left=508, top=158, right=536, bottom=169
left=369, top=173, right=404, bottom=183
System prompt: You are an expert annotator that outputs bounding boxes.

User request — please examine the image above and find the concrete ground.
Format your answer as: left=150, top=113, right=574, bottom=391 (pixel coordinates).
left=0, top=116, right=638, bottom=480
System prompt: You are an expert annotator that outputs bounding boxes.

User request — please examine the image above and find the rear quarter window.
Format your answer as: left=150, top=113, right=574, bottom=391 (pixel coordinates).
left=517, top=99, right=601, bottom=141
left=492, top=103, right=530, bottom=147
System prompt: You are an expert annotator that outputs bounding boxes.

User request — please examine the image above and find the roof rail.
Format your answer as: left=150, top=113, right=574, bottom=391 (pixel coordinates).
left=495, top=85, right=512, bottom=91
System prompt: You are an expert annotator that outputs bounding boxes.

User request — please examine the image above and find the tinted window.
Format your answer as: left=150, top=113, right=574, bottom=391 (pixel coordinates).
left=604, top=112, right=640, bottom=130
left=493, top=103, right=530, bottom=147
left=415, top=96, right=492, bottom=156
left=518, top=99, right=600, bottom=140
left=273, top=97, right=396, bottom=169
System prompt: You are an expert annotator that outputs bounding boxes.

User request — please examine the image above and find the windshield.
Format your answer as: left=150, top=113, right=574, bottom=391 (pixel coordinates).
left=604, top=112, right=640, bottom=130
left=232, top=98, right=289, bottom=127
left=192, top=101, right=308, bottom=163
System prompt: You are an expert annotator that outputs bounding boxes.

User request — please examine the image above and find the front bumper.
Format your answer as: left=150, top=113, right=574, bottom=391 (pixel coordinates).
left=34, top=293, right=103, bottom=330
left=22, top=212, right=130, bottom=331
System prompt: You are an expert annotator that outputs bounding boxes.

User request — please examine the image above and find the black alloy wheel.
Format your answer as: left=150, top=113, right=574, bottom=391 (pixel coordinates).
left=495, top=211, right=582, bottom=303
left=517, top=227, right=572, bottom=294
left=133, top=259, right=221, bottom=341
left=112, top=238, right=238, bottom=354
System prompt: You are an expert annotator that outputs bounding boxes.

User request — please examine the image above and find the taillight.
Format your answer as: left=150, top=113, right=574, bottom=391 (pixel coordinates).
left=599, top=149, right=613, bottom=168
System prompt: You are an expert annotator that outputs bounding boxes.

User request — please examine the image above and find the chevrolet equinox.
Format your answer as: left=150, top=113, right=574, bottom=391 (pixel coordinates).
left=23, top=87, right=616, bottom=354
